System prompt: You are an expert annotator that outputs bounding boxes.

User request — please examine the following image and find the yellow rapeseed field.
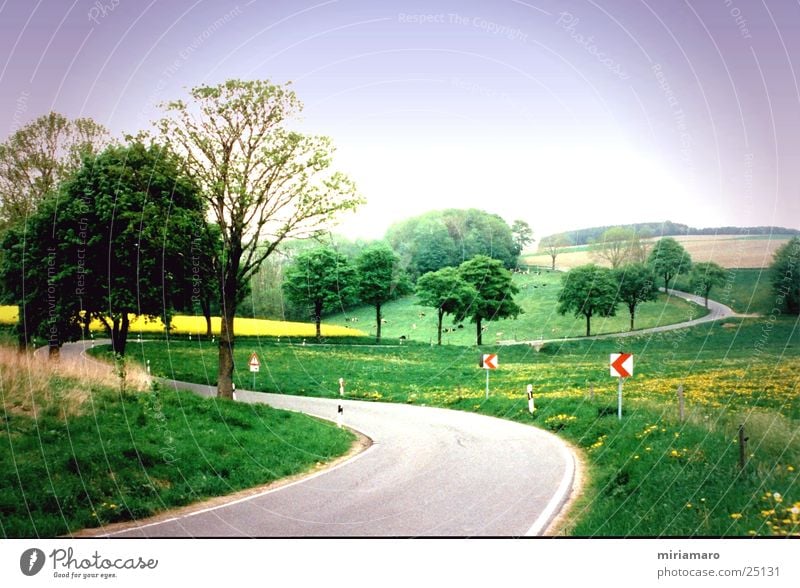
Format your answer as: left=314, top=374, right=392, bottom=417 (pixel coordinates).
left=0, top=306, right=364, bottom=338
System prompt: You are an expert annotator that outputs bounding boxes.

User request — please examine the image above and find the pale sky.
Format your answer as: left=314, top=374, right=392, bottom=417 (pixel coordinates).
left=2, top=0, right=800, bottom=240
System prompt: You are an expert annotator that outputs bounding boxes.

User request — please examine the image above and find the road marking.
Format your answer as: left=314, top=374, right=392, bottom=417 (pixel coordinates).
left=525, top=440, right=576, bottom=536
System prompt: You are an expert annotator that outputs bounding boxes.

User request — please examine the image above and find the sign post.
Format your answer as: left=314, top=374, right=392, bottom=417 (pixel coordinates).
left=610, top=353, right=633, bottom=420
left=249, top=352, right=260, bottom=390
left=527, top=384, right=534, bottom=414
left=480, top=354, right=498, bottom=399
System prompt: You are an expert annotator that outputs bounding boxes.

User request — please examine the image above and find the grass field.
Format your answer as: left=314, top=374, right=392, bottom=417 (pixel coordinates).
left=102, top=314, right=800, bottom=536
left=524, top=234, right=792, bottom=270
left=325, top=271, right=708, bottom=344
left=0, top=347, right=355, bottom=537
left=672, top=268, right=776, bottom=316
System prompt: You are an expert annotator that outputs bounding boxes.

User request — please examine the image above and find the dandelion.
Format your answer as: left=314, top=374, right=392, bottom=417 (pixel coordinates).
left=788, top=466, right=795, bottom=472
left=730, top=513, right=743, bottom=520
left=773, top=492, right=783, bottom=503
left=685, top=503, right=692, bottom=509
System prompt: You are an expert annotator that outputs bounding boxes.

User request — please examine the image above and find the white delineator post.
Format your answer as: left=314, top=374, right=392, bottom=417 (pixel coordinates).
left=339, top=377, right=345, bottom=396
left=337, top=405, right=343, bottom=428
left=617, top=377, right=624, bottom=420
left=527, top=384, right=535, bottom=414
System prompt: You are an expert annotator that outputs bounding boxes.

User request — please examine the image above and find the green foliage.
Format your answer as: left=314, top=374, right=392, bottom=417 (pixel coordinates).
left=614, top=263, right=658, bottom=330
left=0, top=140, right=206, bottom=354
left=386, top=209, right=519, bottom=278
left=511, top=219, right=534, bottom=254
left=0, top=381, right=354, bottom=537
left=158, top=78, right=362, bottom=397
left=283, top=246, right=358, bottom=338
left=689, top=261, right=729, bottom=308
left=648, top=237, right=692, bottom=291
left=458, top=255, right=521, bottom=345
left=0, top=112, right=110, bottom=229
left=538, top=234, right=572, bottom=270
left=769, top=236, right=800, bottom=314
left=357, top=243, right=411, bottom=341
left=557, top=264, right=618, bottom=336
left=416, top=267, right=477, bottom=345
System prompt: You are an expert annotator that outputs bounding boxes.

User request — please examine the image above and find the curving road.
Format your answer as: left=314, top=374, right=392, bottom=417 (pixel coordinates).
left=502, top=288, right=740, bottom=347
left=58, top=341, right=575, bottom=538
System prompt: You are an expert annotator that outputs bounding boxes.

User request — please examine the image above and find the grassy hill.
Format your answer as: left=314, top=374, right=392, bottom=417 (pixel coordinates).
left=325, top=270, right=708, bottom=345
left=524, top=234, right=793, bottom=270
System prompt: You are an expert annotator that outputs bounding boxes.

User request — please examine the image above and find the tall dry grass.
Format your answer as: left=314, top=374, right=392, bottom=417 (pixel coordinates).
left=0, top=346, right=151, bottom=418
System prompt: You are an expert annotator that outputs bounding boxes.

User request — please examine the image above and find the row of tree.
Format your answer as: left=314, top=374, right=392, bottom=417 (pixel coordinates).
left=556, top=237, right=729, bottom=336
left=0, top=80, right=362, bottom=399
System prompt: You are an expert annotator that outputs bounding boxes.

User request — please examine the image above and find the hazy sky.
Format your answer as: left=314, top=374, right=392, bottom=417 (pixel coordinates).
left=2, top=0, right=799, bottom=239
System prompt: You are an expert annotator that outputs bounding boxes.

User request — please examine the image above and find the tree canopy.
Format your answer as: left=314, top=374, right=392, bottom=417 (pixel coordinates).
left=416, top=267, right=476, bottom=345
left=157, top=79, right=362, bottom=397
left=770, top=237, right=800, bottom=315
left=689, top=261, right=728, bottom=308
left=357, top=242, right=410, bottom=342
left=386, top=209, right=519, bottom=278
left=614, top=262, right=658, bottom=330
left=557, top=264, right=618, bottom=337
left=283, top=246, right=358, bottom=339
left=0, top=112, right=110, bottom=229
left=458, top=255, right=521, bottom=345
left=648, top=237, right=692, bottom=292
left=0, top=141, right=207, bottom=355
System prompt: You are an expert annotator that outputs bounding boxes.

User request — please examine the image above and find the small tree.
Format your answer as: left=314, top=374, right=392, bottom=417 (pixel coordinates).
left=614, top=263, right=658, bottom=330
left=648, top=237, right=692, bottom=293
left=511, top=219, right=534, bottom=256
left=539, top=234, right=571, bottom=270
left=416, top=267, right=476, bottom=345
left=592, top=227, right=635, bottom=269
left=769, top=237, right=800, bottom=314
left=689, top=261, right=728, bottom=308
left=357, top=243, right=410, bottom=342
left=283, top=246, right=358, bottom=339
left=557, top=264, right=618, bottom=336
left=458, top=255, right=521, bottom=346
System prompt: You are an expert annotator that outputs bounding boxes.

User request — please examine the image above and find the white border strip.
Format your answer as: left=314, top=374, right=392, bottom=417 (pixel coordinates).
left=525, top=441, right=576, bottom=536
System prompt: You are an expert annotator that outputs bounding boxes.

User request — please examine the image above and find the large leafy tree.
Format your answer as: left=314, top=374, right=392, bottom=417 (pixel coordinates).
left=416, top=267, right=476, bottom=345
left=770, top=237, right=800, bottom=314
left=0, top=112, right=109, bottom=229
left=356, top=243, right=410, bottom=342
left=614, top=263, right=658, bottom=330
left=0, top=141, right=206, bottom=356
left=283, top=246, right=358, bottom=339
left=689, top=261, right=728, bottom=308
left=539, top=234, right=571, bottom=270
left=648, top=237, right=692, bottom=293
left=458, top=255, right=521, bottom=346
left=557, top=264, right=618, bottom=337
left=157, top=79, right=361, bottom=398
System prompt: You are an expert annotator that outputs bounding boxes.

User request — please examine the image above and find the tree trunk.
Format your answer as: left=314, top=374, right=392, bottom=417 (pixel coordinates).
left=476, top=317, right=483, bottom=346
left=111, top=313, right=130, bottom=356
left=48, top=343, right=60, bottom=360
left=585, top=312, right=591, bottom=337
left=550, top=254, right=556, bottom=271
left=375, top=303, right=382, bottom=343
left=201, top=295, right=212, bottom=338
left=664, top=275, right=670, bottom=294
left=437, top=308, right=444, bottom=345
left=629, top=304, right=636, bottom=331
left=314, top=299, right=323, bottom=340
left=17, top=305, right=30, bottom=352
left=217, top=273, right=238, bottom=399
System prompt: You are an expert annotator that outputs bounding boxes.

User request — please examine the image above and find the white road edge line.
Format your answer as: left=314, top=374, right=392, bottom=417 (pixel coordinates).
left=525, top=440, right=576, bottom=536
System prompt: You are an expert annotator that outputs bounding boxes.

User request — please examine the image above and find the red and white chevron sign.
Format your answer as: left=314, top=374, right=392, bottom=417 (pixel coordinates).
left=610, top=353, right=633, bottom=378
left=481, top=354, right=498, bottom=370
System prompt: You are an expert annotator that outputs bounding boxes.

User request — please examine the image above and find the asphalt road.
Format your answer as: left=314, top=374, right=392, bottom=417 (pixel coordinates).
left=60, top=342, right=575, bottom=538
left=504, top=288, right=739, bottom=347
